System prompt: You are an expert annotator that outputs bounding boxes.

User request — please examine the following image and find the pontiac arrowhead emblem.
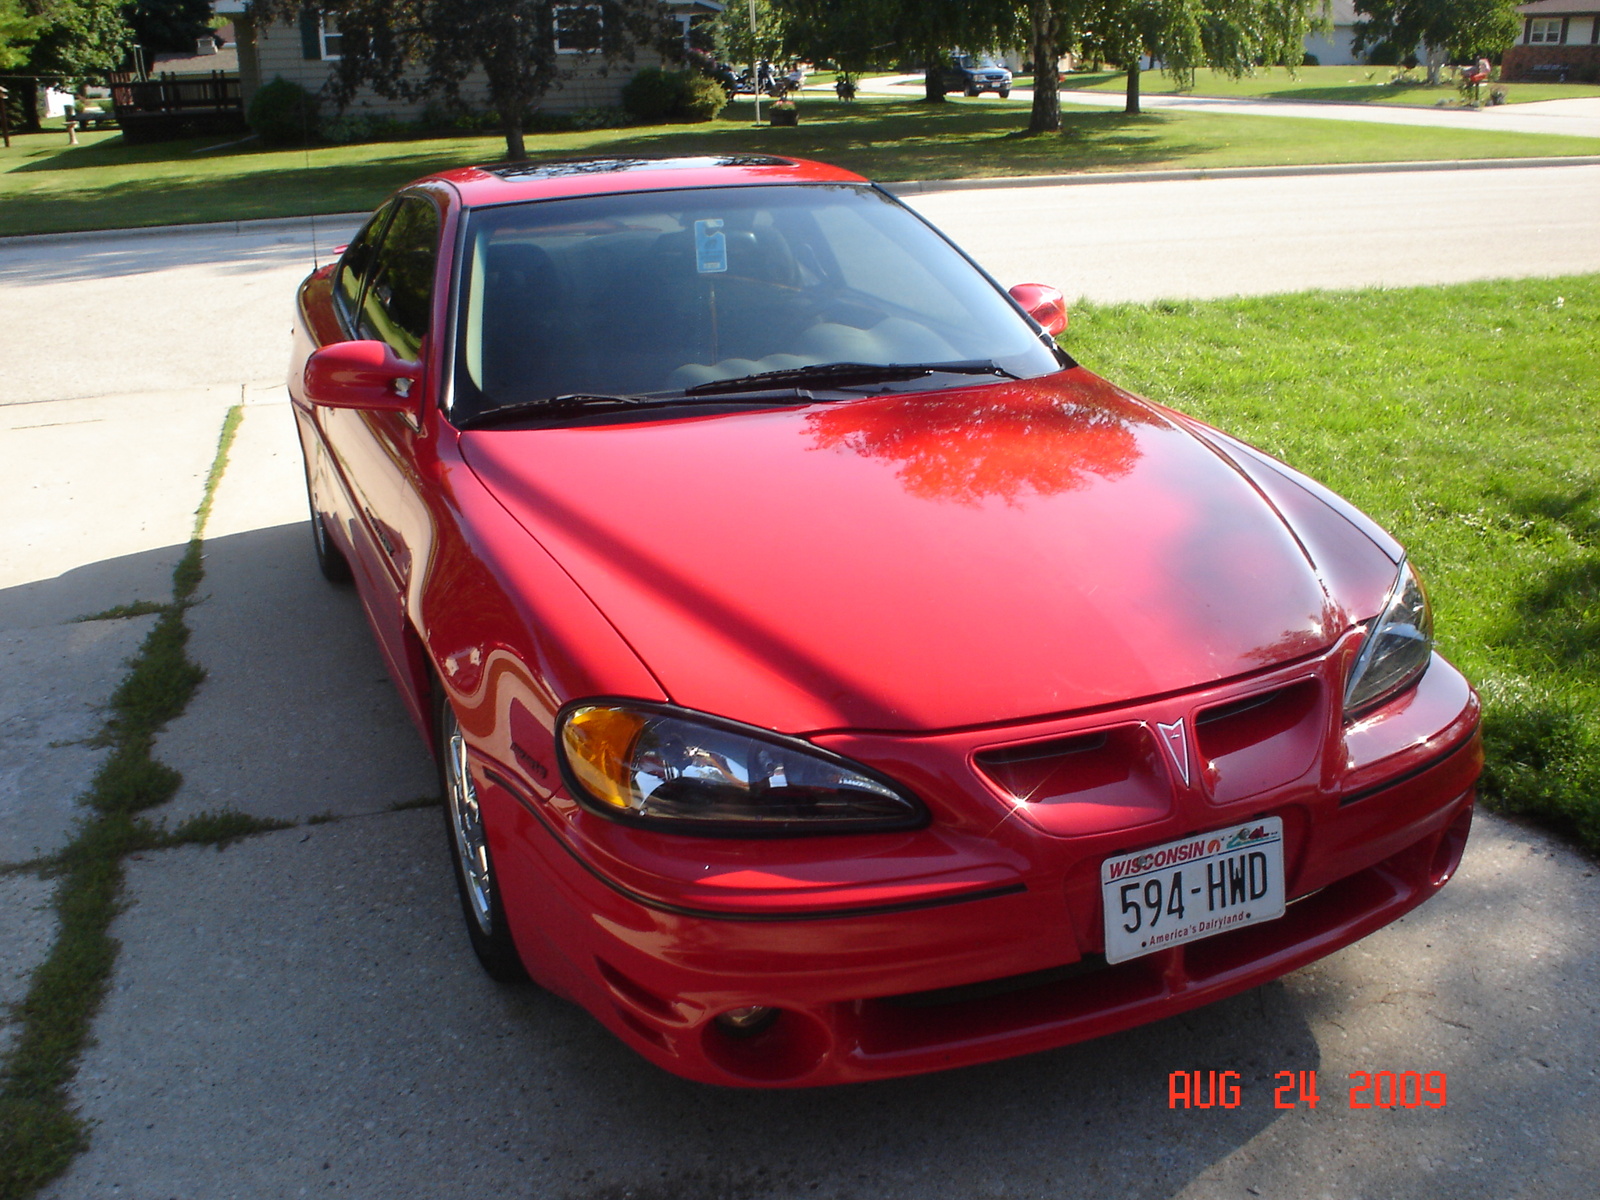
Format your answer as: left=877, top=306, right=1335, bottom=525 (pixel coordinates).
left=1156, top=719, right=1190, bottom=787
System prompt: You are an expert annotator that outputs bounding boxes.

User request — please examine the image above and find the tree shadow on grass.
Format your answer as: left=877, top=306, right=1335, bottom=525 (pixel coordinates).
left=606, top=105, right=1198, bottom=181
left=8, top=133, right=245, bottom=173
left=1246, top=85, right=1445, bottom=105
left=1478, top=480, right=1600, bottom=854
left=1496, top=481, right=1599, bottom=667
left=0, top=154, right=473, bottom=236
left=2, top=100, right=1201, bottom=235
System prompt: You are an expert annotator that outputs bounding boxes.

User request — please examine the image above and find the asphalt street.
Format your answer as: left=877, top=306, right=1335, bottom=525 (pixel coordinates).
left=1, top=164, right=1597, bottom=1199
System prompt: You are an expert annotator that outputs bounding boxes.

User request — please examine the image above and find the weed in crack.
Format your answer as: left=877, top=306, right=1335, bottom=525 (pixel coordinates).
left=390, top=794, right=443, bottom=812
left=150, top=810, right=296, bottom=850
left=72, top=601, right=167, bottom=623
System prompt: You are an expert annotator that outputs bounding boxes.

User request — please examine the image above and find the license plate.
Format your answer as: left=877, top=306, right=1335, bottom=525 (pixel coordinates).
left=1101, top=818, right=1286, bottom=964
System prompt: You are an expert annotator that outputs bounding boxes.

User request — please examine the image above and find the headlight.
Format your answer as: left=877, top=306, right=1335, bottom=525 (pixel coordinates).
left=556, top=701, right=926, bottom=835
left=1343, top=558, right=1433, bottom=718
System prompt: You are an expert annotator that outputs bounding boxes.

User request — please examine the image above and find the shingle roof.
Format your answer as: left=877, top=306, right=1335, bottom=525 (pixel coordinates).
left=1516, top=0, right=1600, bottom=15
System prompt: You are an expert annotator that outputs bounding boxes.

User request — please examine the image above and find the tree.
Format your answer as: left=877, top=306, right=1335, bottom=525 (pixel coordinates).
left=714, top=0, right=783, bottom=70
left=125, top=0, right=214, bottom=56
left=1353, top=0, right=1520, bottom=84
left=1026, top=0, right=1066, bottom=131
left=885, top=0, right=1024, bottom=104
left=756, top=0, right=1020, bottom=103
left=1, top=0, right=42, bottom=69
left=250, top=1, right=671, bottom=160
left=1071, top=0, right=1325, bottom=114
left=769, top=0, right=890, bottom=82
left=11, top=0, right=131, bottom=131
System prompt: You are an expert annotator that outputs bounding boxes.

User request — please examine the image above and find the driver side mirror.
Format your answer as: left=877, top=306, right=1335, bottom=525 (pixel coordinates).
left=1008, top=283, right=1068, bottom=337
left=303, top=340, right=421, bottom=414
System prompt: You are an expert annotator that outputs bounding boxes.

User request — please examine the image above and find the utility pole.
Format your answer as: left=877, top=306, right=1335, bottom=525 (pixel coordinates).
left=749, top=0, right=761, bottom=126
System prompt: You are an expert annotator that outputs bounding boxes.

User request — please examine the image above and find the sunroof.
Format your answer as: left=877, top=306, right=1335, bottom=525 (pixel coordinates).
left=483, top=155, right=792, bottom=181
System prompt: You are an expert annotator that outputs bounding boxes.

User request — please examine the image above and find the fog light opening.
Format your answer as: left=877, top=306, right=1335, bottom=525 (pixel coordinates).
left=714, top=1005, right=780, bottom=1039
left=1429, top=798, right=1475, bottom=887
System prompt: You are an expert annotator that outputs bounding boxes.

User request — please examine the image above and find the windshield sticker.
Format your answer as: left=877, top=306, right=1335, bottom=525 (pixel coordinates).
left=694, top=219, right=727, bottom=274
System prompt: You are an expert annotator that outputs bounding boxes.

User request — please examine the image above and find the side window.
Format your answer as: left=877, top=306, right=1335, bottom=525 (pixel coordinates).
left=334, top=202, right=394, bottom=323
left=359, top=196, right=441, bottom=361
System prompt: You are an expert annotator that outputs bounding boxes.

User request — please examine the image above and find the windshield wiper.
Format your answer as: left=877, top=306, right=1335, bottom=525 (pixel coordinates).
left=683, top=359, right=1020, bottom=396
left=455, top=394, right=654, bottom=430
left=455, top=388, right=817, bottom=430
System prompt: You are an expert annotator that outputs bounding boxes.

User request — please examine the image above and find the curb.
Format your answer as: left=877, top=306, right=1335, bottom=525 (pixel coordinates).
left=4, top=155, right=1599, bottom=243
left=882, top=154, right=1600, bottom=194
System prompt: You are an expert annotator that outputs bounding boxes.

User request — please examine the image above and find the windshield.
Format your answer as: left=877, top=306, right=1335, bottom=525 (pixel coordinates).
left=450, top=183, right=1061, bottom=423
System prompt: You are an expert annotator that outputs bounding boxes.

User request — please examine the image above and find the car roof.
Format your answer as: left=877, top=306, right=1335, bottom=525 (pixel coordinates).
left=426, top=154, right=868, bottom=207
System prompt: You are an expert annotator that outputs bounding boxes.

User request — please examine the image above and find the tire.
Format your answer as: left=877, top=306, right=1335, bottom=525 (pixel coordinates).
left=306, top=477, right=353, bottom=584
left=965, top=85, right=980, bottom=97
left=437, top=692, right=527, bottom=982
left=998, top=87, right=1011, bottom=98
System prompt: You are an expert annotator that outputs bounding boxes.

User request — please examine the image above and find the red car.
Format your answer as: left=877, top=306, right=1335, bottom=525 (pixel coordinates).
left=289, top=155, right=1481, bottom=1087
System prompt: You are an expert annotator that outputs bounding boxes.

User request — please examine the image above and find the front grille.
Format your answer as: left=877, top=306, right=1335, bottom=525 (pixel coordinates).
left=974, top=724, right=1171, bottom=834
left=1195, top=679, right=1324, bottom=804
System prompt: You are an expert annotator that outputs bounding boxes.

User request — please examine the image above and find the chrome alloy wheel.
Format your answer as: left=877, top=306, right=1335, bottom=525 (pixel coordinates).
left=443, top=707, right=493, bottom=934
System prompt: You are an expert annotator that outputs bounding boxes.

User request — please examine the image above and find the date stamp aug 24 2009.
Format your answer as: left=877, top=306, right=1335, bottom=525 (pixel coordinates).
left=1168, top=1070, right=1449, bottom=1110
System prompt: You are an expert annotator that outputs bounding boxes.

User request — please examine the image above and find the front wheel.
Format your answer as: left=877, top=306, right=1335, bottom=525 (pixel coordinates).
left=305, top=476, right=352, bottom=584
left=437, top=693, right=526, bottom=982
left=965, top=85, right=980, bottom=97
left=998, top=87, right=1011, bottom=98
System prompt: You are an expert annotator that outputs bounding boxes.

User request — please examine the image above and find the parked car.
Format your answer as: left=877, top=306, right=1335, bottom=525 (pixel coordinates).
left=290, top=154, right=1481, bottom=1087
left=943, top=52, right=1012, bottom=97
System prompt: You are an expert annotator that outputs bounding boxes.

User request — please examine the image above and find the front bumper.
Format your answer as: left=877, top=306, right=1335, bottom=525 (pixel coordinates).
left=481, top=648, right=1481, bottom=1086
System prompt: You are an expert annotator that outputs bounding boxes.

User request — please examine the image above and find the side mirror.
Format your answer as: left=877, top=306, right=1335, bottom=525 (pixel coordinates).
left=303, top=340, right=421, bottom=413
left=1008, top=283, right=1068, bottom=337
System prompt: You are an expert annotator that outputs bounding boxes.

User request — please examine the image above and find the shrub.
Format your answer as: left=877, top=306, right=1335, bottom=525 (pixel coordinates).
left=526, top=106, right=633, bottom=132
left=319, top=113, right=377, bottom=144
left=621, top=67, right=679, bottom=121
left=678, top=73, right=728, bottom=121
left=246, top=76, right=320, bottom=146
left=621, top=67, right=726, bottom=123
left=1301, top=53, right=1320, bottom=67
left=1366, top=41, right=1401, bottom=67
left=319, top=112, right=415, bottom=143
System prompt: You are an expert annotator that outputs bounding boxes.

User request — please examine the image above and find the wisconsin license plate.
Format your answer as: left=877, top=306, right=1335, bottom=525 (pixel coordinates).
left=1101, top=818, right=1286, bottom=964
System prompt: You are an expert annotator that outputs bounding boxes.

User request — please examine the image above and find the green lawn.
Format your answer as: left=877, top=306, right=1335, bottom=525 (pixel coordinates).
left=4, top=96, right=1599, bottom=236
left=1062, top=276, right=1600, bottom=854
left=1012, top=65, right=1600, bottom=106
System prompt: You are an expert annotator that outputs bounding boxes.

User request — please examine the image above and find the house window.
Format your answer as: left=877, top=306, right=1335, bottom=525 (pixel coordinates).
left=554, top=4, right=602, bottom=54
left=1529, top=18, right=1564, bottom=44
left=320, top=15, right=342, bottom=60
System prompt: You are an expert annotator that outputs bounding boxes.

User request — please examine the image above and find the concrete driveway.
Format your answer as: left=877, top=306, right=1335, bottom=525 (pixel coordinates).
left=3, top=168, right=1598, bottom=1199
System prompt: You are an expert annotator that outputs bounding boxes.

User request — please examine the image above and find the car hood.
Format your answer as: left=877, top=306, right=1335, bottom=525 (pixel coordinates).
left=461, top=368, right=1345, bottom=734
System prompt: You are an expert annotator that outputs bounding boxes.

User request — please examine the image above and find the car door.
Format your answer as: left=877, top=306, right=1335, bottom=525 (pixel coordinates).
left=318, top=192, right=443, bottom=689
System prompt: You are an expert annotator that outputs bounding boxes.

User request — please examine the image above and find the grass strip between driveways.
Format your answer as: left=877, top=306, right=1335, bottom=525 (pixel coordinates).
left=3, top=96, right=1599, bottom=235
left=0, top=404, right=293, bottom=1200
left=1063, top=274, right=1600, bottom=854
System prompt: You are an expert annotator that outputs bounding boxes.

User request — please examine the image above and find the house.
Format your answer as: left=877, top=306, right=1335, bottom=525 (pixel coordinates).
left=216, top=1, right=724, bottom=119
left=1501, top=0, right=1600, bottom=80
left=1303, top=0, right=1364, bottom=67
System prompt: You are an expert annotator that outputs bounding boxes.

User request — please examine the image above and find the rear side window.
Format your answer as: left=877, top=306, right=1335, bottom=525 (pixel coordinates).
left=359, top=196, right=441, bottom=360
left=334, top=201, right=394, bottom=320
